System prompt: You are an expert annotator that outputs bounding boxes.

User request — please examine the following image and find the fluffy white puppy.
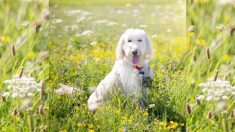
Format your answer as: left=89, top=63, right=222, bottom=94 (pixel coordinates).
left=87, top=28, right=153, bottom=112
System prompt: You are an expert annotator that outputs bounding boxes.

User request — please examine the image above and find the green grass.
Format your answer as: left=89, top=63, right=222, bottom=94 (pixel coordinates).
left=0, top=0, right=49, bottom=131
left=1, top=0, right=234, bottom=131
left=49, top=0, right=186, bottom=131
left=186, top=0, right=235, bottom=131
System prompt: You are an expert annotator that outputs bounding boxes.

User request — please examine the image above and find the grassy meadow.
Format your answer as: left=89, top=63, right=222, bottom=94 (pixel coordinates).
left=0, top=0, right=49, bottom=131
left=186, top=0, right=235, bottom=131
left=0, top=0, right=234, bottom=131
left=49, top=0, right=186, bottom=131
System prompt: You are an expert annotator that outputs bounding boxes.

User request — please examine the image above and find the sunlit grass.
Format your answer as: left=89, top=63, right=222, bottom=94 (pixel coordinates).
left=49, top=0, right=186, bottom=131
left=186, top=0, right=235, bottom=131
left=0, top=0, right=49, bottom=131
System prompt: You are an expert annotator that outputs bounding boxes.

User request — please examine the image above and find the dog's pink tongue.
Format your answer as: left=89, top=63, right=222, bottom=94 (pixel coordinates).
left=132, top=55, right=138, bottom=64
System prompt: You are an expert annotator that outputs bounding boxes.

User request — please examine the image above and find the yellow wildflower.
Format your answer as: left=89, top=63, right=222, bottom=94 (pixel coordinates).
left=1, top=35, right=11, bottom=43
left=73, top=54, right=83, bottom=62
left=143, top=111, right=148, bottom=116
left=89, top=130, right=95, bottom=132
left=94, top=115, right=97, bottom=121
left=222, top=54, right=231, bottom=62
left=115, top=109, right=121, bottom=115
left=88, top=124, right=94, bottom=129
left=196, top=38, right=205, bottom=46
left=27, top=51, right=36, bottom=59
left=159, top=121, right=166, bottom=126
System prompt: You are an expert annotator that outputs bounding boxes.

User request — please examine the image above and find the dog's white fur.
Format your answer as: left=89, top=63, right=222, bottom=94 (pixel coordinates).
left=87, top=28, right=153, bottom=112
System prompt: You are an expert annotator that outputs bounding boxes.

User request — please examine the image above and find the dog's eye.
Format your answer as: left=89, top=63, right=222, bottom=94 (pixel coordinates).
left=128, top=40, right=132, bottom=42
left=138, top=39, right=142, bottom=42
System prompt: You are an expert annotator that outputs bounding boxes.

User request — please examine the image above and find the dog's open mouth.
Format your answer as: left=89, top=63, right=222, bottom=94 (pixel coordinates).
left=132, top=54, right=139, bottom=64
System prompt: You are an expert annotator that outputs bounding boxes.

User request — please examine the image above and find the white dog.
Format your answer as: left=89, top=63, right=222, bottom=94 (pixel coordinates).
left=87, top=28, right=153, bottom=112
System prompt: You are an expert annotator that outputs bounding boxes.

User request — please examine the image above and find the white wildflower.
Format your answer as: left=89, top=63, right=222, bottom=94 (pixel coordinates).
left=75, top=33, right=81, bottom=37
left=196, top=95, right=205, bottom=100
left=22, top=20, right=29, bottom=28
left=116, top=10, right=123, bottom=14
left=56, top=84, right=74, bottom=96
left=2, top=92, right=10, bottom=97
left=4, top=76, right=41, bottom=98
left=71, top=25, right=78, bottom=31
left=81, top=30, right=93, bottom=36
left=206, top=96, right=213, bottom=101
left=222, top=96, right=229, bottom=100
left=218, top=0, right=235, bottom=5
left=64, top=9, right=82, bottom=16
left=216, top=24, right=224, bottom=31
left=90, top=41, right=97, bottom=46
left=76, top=17, right=86, bottom=23
left=198, top=78, right=234, bottom=103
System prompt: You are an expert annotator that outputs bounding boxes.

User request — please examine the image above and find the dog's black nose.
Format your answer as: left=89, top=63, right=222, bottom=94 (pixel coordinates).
left=132, top=50, right=138, bottom=55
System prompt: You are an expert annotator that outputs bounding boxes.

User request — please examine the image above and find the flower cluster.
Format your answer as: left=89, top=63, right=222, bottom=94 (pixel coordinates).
left=3, top=76, right=42, bottom=98
left=197, top=78, right=235, bottom=102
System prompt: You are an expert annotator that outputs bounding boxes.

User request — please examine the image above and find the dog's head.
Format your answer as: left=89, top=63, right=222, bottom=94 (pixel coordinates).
left=116, top=28, right=153, bottom=64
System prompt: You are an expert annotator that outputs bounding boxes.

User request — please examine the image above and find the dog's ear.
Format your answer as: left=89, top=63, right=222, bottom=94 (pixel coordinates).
left=116, top=33, right=125, bottom=60
left=145, top=34, right=153, bottom=62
